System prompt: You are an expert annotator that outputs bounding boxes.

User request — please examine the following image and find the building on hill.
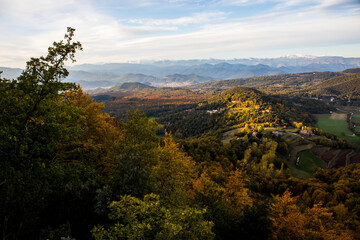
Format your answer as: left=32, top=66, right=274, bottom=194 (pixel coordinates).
left=272, top=131, right=283, bottom=137
left=206, top=108, right=223, bottom=114
left=300, top=129, right=313, bottom=136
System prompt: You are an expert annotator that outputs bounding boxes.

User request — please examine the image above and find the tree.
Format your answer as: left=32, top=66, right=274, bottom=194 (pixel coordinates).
left=0, top=27, right=82, bottom=167
left=92, top=194, right=215, bottom=240
left=0, top=27, right=82, bottom=239
left=269, top=189, right=353, bottom=240
left=150, top=135, right=196, bottom=207
left=56, top=86, right=122, bottom=175
left=224, top=169, right=253, bottom=216
left=110, top=111, right=160, bottom=197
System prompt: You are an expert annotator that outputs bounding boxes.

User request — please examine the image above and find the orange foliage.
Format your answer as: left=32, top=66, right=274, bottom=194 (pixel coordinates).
left=269, top=189, right=353, bottom=240
left=224, top=169, right=253, bottom=215
left=57, top=86, right=123, bottom=175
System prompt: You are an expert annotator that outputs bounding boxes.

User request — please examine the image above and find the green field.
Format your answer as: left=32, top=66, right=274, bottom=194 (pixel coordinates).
left=315, top=114, right=360, bottom=147
left=315, top=114, right=352, bottom=136
left=297, top=150, right=324, bottom=172
left=289, top=150, right=324, bottom=179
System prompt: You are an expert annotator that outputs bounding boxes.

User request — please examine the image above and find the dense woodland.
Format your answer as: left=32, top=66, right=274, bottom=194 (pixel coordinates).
left=1, top=29, right=360, bottom=240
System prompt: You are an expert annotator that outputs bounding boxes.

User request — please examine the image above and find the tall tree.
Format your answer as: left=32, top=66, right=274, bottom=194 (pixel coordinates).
left=0, top=27, right=82, bottom=239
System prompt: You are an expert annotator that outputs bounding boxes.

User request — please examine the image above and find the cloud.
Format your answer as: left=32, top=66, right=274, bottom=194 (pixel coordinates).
left=219, top=0, right=261, bottom=5
left=0, top=0, right=359, bottom=67
left=74, top=10, right=360, bottom=64
left=127, top=11, right=228, bottom=26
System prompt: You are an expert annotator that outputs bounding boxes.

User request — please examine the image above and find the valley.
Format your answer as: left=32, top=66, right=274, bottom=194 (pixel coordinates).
left=2, top=38, right=360, bottom=238
left=91, top=69, right=360, bottom=181
left=2, top=1, right=360, bottom=238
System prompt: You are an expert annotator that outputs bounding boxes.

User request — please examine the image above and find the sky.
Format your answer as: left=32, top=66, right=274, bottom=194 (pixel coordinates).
left=1, top=0, right=360, bottom=68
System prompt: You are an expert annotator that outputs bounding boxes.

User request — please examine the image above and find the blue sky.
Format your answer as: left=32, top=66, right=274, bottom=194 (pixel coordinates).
left=1, top=0, right=360, bottom=67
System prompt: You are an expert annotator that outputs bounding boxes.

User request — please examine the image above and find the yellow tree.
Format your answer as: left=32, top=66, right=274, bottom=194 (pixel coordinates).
left=150, top=135, right=196, bottom=207
left=224, top=169, right=253, bottom=216
left=269, top=189, right=353, bottom=240
left=56, top=86, right=123, bottom=175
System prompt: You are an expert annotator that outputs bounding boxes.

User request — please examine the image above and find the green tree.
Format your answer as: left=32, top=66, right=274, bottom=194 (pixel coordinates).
left=0, top=27, right=82, bottom=239
left=92, top=194, right=214, bottom=240
left=150, top=135, right=196, bottom=207
left=110, top=111, right=160, bottom=197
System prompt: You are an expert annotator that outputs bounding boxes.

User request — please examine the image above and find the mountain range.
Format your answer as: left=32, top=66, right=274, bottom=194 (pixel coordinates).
left=1, top=56, right=360, bottom=90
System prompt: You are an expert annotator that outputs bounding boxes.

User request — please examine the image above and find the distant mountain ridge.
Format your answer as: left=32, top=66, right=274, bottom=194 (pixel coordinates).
left=110, top=82, right=155, bottom=91
left=2, top=56, right=360, bottom=90
left=0, top=67, right=23, bottom=79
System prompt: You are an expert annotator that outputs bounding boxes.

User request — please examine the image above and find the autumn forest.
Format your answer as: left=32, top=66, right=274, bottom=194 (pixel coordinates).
left=1, top=28, right=360, bottom=240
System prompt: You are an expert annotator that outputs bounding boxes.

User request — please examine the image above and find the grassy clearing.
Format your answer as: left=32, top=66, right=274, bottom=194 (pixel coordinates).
left=283, top=128, right=299, bottom=133
left=297, top=150, right=324, bottom=173
left=263, top=128, right=277, bottom=133
left=315, top=113, right=360, bottom=147
left=315, top=114, right=352, bottom=136
left=222, top=128, right=241, bottom=144
left=282, top=131, right=315, bottom=179
left=289, top=149, right=325, bottom=179
left=148, top=116, right=159, bottom=119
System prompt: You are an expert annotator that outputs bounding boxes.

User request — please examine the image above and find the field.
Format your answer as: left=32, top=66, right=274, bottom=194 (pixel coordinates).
left=222, top=128, right=241, bottom=144
left=281, top=132, right=317, bottom=179
left=315, top=114, right=352, bottom=136
left=315, top=113, right=360, bottom=147
left=296, top=150, right=325, bottom=174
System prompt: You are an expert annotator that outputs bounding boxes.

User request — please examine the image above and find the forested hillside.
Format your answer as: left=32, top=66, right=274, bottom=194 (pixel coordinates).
left=306, top=73, right=360, bottom=98
left=158, top=86, right=312, bottom=138
left=189, top=71, right=342, bottom=91
left=1, top=29, right=360, bottom=240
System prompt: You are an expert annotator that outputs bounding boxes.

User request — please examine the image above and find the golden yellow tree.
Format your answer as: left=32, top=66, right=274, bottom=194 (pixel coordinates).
left=269, top=189, right=353, bottom=240
left=224, top=169, right=253, bottom=216
left=150, top=135, right=196, bottom=207
left=56, top=86, right=123, bottom=175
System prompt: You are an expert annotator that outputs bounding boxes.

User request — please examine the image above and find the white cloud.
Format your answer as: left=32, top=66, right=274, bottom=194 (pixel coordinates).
left=0, top=0, right=359, bottom=67
left=128, top=11, right=228, bottom=26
